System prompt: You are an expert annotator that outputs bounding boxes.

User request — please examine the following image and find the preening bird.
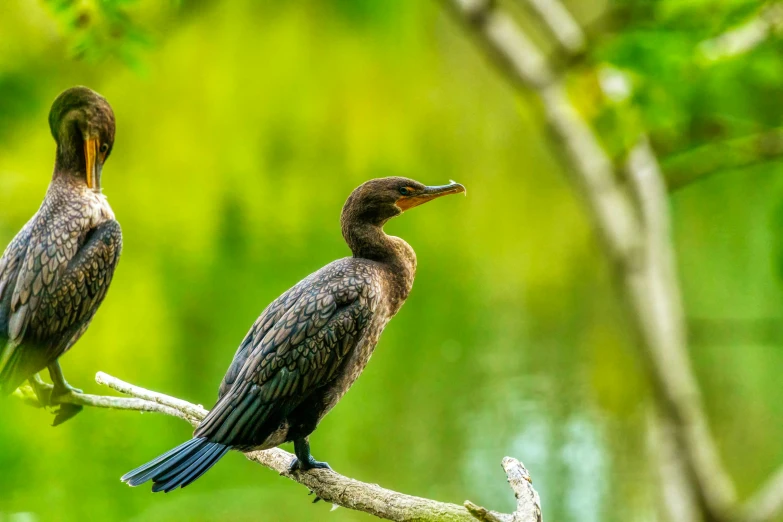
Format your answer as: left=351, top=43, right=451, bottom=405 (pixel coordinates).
left=122, top=177, right=465, bottom=492
left=0, top=86, right=122, bottom=425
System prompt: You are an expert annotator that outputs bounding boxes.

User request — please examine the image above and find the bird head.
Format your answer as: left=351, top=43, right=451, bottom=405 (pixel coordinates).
left=49, top=86, right=116, bottom=191
left=342, top=177, right=466, bottom=227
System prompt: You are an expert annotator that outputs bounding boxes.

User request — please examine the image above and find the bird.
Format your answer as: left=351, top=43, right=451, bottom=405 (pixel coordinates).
left=122, top=176, right=465, bottom=492
left=0, top=86, right=122, bottom=425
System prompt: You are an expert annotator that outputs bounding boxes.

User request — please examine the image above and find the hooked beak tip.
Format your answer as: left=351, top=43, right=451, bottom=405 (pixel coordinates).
left=397, top=181, right=467, bottom=211
left=449, top=180, right=467, bottom=196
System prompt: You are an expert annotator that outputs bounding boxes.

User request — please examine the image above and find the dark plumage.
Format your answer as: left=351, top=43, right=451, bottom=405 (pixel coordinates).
left=122, top=177, right=465, bottom=492
left=0, top=86, right=121, bottom=424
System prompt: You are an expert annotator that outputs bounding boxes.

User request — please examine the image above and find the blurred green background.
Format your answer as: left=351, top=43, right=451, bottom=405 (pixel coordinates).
left=1, top=0, right=782, bottom=521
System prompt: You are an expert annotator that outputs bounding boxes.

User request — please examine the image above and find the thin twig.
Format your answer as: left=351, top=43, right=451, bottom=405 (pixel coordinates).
left=662, top=128, right=783, bottom=191
left=698, top=3, right=783, bottom=62
left=13, top=380, right=195, bottom=423
left=465, top=501, right=510, bottom=522
left=95, top=371, right=207, bottom=424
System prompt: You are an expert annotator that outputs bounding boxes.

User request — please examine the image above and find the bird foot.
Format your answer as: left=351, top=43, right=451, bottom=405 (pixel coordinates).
left=51, top=383, right=83, bottom=400
left=29, top=376, right=53, bottom=406
left=306, top=489, right=324, bottom=503
left=288, top=456, right=331, bottom=473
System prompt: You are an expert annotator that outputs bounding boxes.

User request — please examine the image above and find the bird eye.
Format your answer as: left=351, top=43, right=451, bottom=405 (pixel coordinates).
left=399, top=187, right=411, bottom=196
left=100, top=143, right=109, bottom=154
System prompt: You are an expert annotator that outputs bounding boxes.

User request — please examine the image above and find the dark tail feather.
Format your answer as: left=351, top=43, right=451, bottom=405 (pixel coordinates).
left=121, top=438, right=230, bottom=493
left=122, top=438, right=203, bottom=486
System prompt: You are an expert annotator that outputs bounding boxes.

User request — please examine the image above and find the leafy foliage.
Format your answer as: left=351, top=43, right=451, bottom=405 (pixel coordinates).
left=591, top=0, right=783, bottom=161
left=41, top=0, right=153, bottom=66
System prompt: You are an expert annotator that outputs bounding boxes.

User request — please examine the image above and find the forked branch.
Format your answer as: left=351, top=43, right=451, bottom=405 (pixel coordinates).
left=16, top=372, right=542, bottom=522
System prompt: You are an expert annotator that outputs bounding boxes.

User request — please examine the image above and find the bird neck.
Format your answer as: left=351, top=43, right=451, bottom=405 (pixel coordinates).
left=53, top=123, right=87, bottom=175
left=52, top=131, right=94, bottom=191
left=343, top=221, right=417, bottom=273
left=51, top=167, right=89, bottom=191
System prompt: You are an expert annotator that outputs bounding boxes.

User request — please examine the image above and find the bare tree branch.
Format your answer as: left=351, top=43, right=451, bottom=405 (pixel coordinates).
left=520, top=0, right=586, bottom=56
left=686, top=455, right=783, bottom=522
left=501, top=457, right=543, bottom=522
left=439, top=1, right=742, bottom=520
left=464, top=458, right=542, bottom=522
left=14, top=372, right=540, bottom=522
left=625, top=141, right=739, bottom=521
left=647, top=409, right=701, bottom=522
left=450, top=0, right=552, bottom=88
left=740, top=466, right=783, bottom=522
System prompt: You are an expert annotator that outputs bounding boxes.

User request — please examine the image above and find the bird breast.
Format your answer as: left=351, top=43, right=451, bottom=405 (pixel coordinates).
left=317, top=312, right=390, bottom=421
left=80, top=187, right=115, bottom=226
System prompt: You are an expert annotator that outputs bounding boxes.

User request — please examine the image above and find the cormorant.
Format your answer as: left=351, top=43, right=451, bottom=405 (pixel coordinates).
left=122, top=177, right=465, bottom=492
left=0, top=86, right=122, bottom=424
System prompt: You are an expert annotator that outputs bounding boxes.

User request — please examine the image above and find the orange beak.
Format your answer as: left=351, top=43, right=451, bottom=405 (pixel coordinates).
left=84, top=137, right=99, bottom=190
left=397, top=181, right=466, bottom=211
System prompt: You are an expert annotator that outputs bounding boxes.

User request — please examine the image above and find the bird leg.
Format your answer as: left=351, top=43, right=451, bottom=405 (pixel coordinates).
left=48, top=361, right=82, bottom=397
left=29, top=373, right=53, bottom=406
left=48, top=362, right=83, bottom=426
left=289, top=437, right=331, bottom=472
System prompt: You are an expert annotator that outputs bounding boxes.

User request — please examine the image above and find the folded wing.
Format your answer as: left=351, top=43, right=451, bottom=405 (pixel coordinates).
left=197, top=272, right=374, bottom=447
left=0, top=219, right=122, bottom=394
